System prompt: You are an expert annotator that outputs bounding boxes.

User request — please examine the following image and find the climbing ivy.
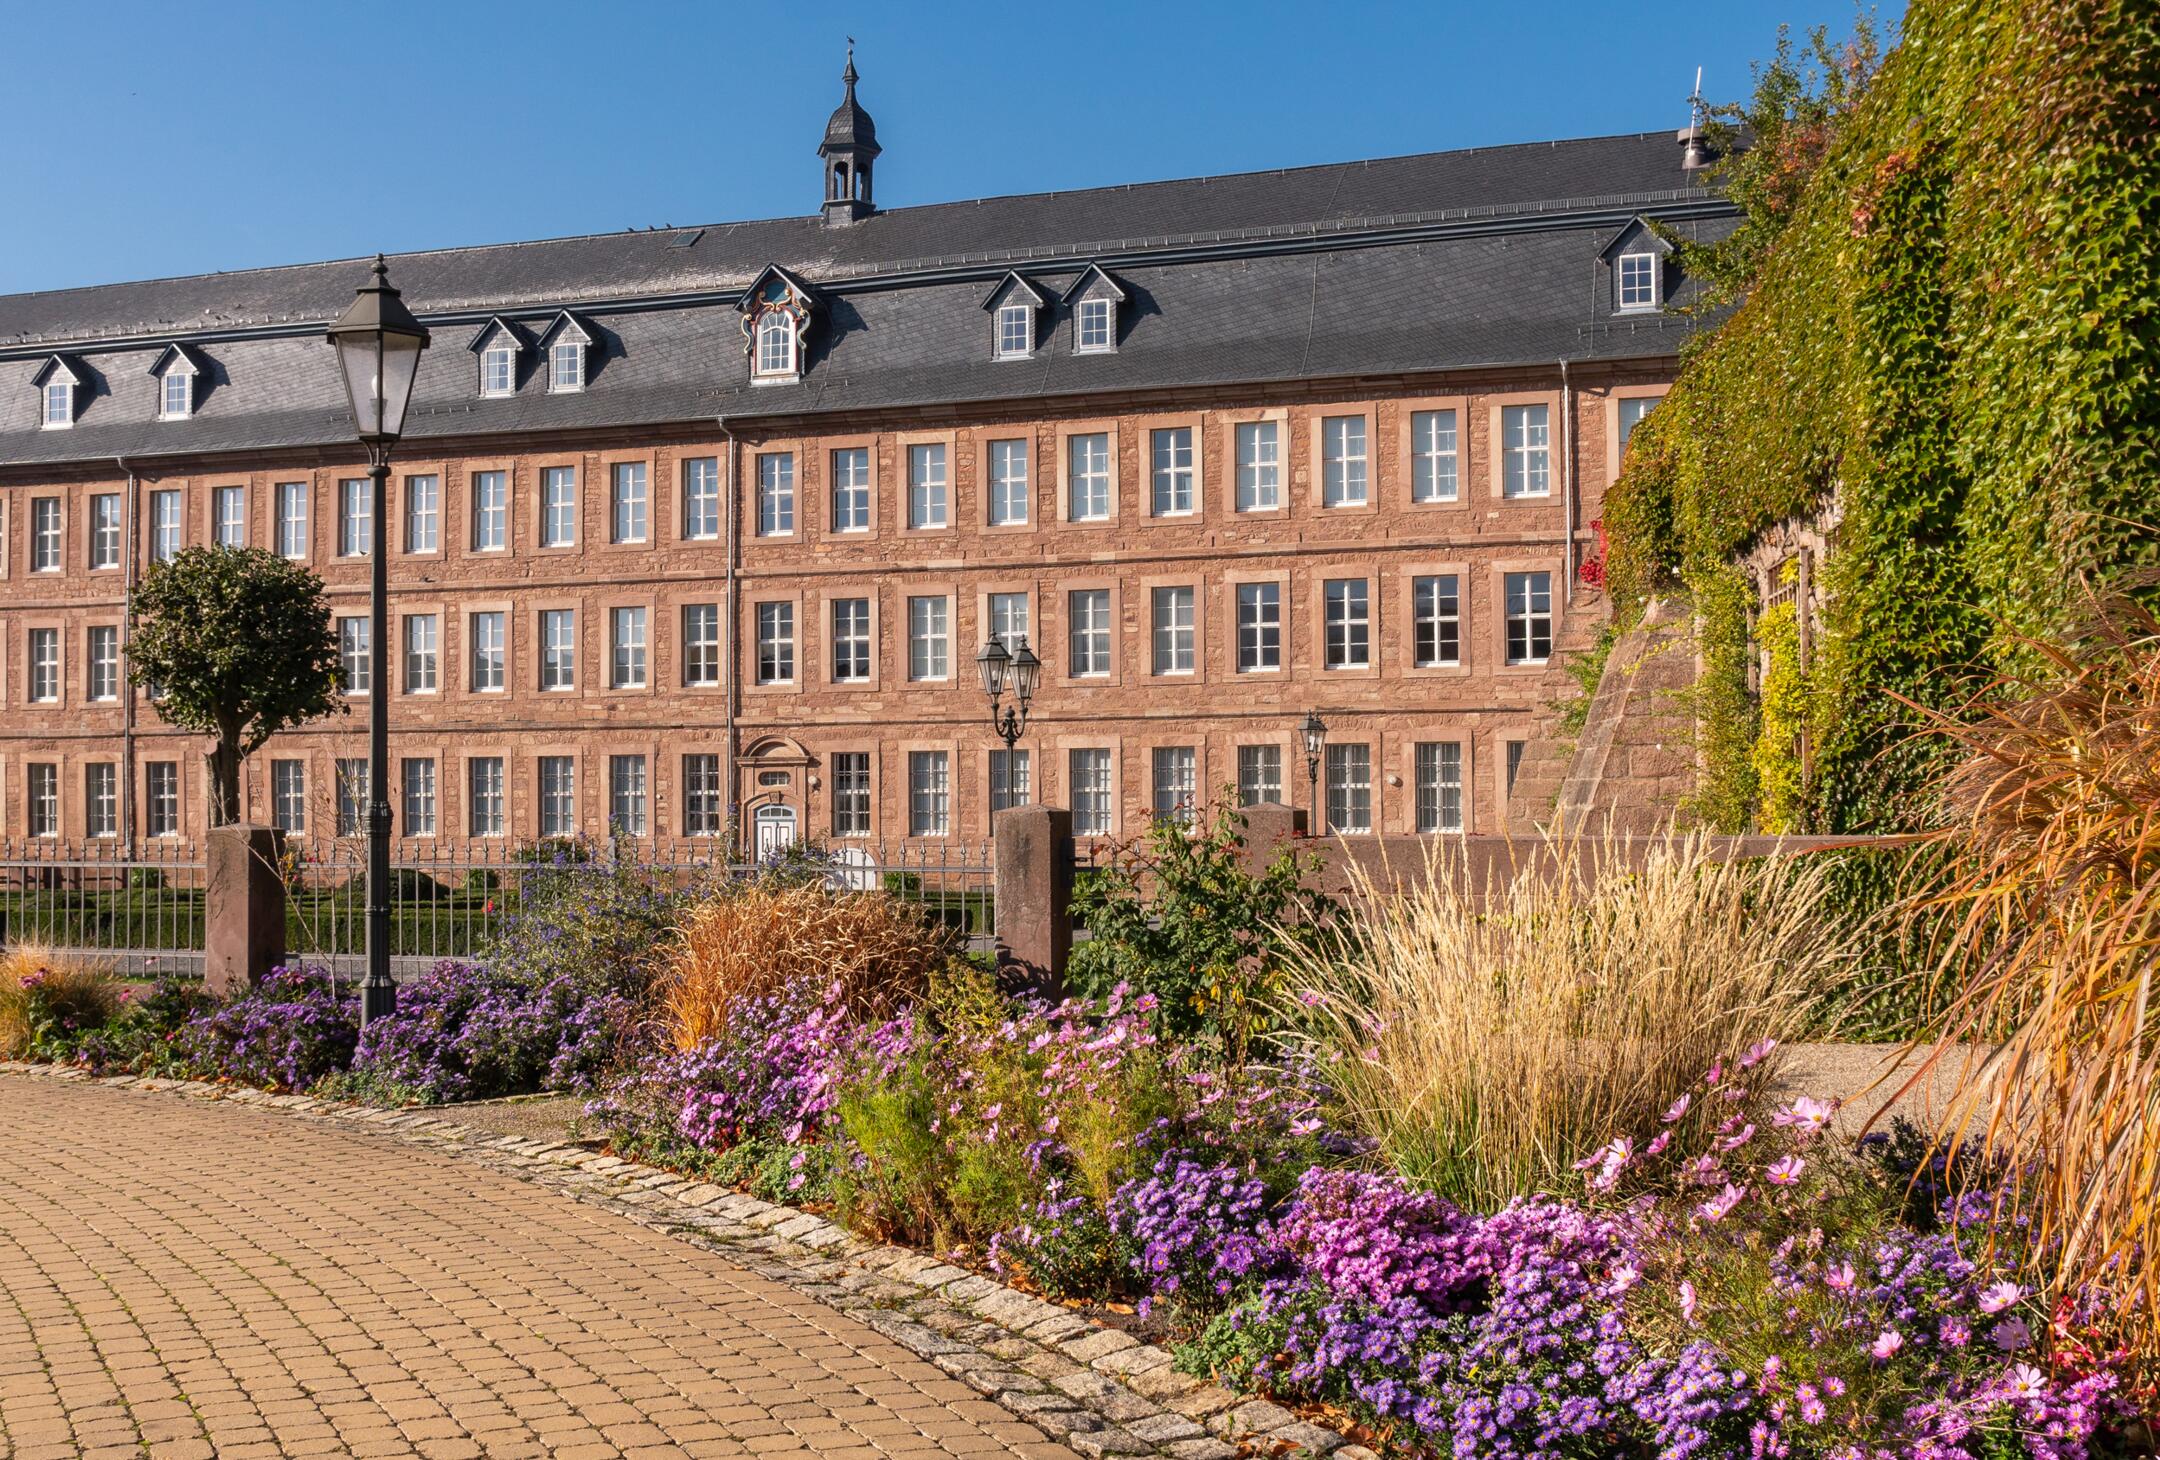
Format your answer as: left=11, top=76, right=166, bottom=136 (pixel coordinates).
left=1606, top=0, right=2160, bottom=831
left=1751, top=600, right=1809, bottom=834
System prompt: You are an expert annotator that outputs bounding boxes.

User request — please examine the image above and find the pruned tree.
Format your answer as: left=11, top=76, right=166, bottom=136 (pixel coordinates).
left=127, top=546, right=345, bottom=827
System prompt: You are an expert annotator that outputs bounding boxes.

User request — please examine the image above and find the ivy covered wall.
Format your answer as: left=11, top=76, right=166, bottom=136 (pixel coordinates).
left=1605, top=0, right=2160, bottom=831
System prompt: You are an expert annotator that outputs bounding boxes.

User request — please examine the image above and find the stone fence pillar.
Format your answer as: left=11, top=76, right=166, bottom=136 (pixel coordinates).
left=993, top=804, right=1072, bottom=995
left=205, top=824, right=286, bottom=998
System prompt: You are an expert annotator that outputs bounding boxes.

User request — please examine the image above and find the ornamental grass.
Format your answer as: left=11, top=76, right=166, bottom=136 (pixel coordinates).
left=656, top=883, right=954, bottom=1050
left=1279, top=830, right=1844, bottom=1211
left=0, top=943, right=122, bottom=1059
left=1896, top=583, right=2160, bottom=1369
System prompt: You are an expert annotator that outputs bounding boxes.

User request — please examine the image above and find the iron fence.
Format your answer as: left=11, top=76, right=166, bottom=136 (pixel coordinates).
left=0, top=838, right=208, bottom=977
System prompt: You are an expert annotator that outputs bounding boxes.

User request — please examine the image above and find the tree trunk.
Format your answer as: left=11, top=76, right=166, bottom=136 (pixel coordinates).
left=206, top=741, right=242, bottom=827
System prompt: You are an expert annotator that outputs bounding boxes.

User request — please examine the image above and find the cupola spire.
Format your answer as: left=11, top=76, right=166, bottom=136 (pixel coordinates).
left=819, top=40, right=880, bottom=226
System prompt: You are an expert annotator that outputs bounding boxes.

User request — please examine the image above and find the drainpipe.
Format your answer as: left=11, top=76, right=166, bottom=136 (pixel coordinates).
left=116, top=457, right=141, bottom=850
left=1559, top=360, right=1576, bottom=606
left=718, top=418, right=739, bottom=848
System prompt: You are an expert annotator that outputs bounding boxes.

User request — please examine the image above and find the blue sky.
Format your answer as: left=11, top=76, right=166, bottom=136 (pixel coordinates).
left=2, top=0, right=1897, bottom=297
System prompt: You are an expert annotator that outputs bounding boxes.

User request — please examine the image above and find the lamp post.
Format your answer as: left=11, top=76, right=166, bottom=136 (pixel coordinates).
left=976, top=634, right=1042, bottom=799
left=326, top=257, right=431, bottom=1027
left=1300, top=711, right=1329, bottom=832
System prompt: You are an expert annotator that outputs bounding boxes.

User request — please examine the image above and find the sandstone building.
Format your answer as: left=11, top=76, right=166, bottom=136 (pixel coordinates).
left=0, top=62, right=1730, bottom=850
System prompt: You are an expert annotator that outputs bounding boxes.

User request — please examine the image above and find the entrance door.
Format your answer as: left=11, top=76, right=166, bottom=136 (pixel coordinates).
left=753, top=803, right=798, bottom=857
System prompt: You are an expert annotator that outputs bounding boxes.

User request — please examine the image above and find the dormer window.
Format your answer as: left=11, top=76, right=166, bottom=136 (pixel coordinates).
left=738, top=266, right=815, bottom=384
left=755, top=311, right=797, bottom=377
left=481, top=343, right=515, bottom=396
left=43, top=380, right=74, bottom=428
left=1617, top=251, right=1660, bottom=311
left=995, top=303, right=1033, bottom=360
left=161, top=370, right=192, bottom=418
left=1075, top=298, right=1114, bottom=354
left=549, top=340, right=584, bottom=392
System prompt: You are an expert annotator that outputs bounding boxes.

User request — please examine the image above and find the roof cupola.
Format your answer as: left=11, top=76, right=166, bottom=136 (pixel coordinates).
left=819, top=43, right=880, bottom=226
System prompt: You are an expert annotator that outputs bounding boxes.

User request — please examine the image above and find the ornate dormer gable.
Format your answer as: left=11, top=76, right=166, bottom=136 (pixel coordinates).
left=981, top=272, right=1049, bottom=361
left=148, top=342, right=207, bottom=420
left=31, top=355, right=85, bottom=430
left=466, top=317, right=530, bottom=397
left=536, top=311, right=595, bottom=394
left=737, top=264, right=817, bottom=384
left=1597, top=217, right=1675, bottom=314
left=1060, top=263, right=1127, bottom=355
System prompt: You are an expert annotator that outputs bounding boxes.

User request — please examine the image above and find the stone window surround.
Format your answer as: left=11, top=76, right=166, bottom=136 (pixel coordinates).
left=1306, top=405, right=1378, bottom=515
left=1053, top=417, right=1124, bottom=526
left=1392, top=392, right=1472, bottom=512
left=1394, top=558, right=1472, bottom=679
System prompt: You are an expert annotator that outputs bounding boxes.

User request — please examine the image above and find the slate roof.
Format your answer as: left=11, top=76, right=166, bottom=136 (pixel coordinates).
left=0, top=129, right=1733, bottom=470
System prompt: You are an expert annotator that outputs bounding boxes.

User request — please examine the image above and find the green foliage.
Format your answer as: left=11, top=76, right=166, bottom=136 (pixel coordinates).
left=1607, top=0, right=2160, bottom=831
left=1067, top=798, right=1341, bottom=1050
left=483, top=848, right=692, bottom=998
left=1553, top=623, right=1619, bottom=738
left=1751, top=599, right=1810, bottom=833
left=126, top=546, right=344, bottom=824
left=831, top=1044, right=955, bottom=1247
left=1688, top=567, right=1761, bottom=832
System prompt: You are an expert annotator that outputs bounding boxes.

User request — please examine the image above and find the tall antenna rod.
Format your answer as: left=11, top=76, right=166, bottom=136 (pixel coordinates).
left=1680, top=66, right=1713, bottom=172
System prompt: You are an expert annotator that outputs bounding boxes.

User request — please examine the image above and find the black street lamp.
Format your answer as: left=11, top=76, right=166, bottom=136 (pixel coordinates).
left=976, top=634, right=1042, bottom=771
left=326, top=257, right=431, bottom=1027
left=1300, top=711, right=1329, bottom=832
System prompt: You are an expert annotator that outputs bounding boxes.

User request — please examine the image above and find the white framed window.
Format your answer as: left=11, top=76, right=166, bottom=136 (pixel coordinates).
left=270, top=759, right=306, bottom=835
left=335, top=758, right=368, bottom=837
left=337, top=478, right=371, bottom=558
left=1324, top=578, right=1370, bottom=669
left=538, top=756, right=576, bottom=838
left=1325, top=743, right=1373, bottom=834
left=1502, top=404, right=1551, bottom=498
left=832, top=752, right=872, bottom=837
left=682, top=603, right=722, bottom=686
left=339, top=616, right=371, bottom=695
left=1152, top=747, right=1197, bottom=826
left=907, top=443, right=949, bottom=529
left=145, top=761, right=180, bottom=838
left=988, top=438, right=1029, bottom=526
left=760, top=451, right=800, bottom=535
left=1151, top=587, right=1195, bottom=675
left=994, top=302, right=1033, bottom=359
left=682, top=754, right=724, bottom=836
left=1069, top=748, right=1114, bottom=836
left=683, top=457, right=722, bottom=540
left=989, top=592, right=1030, bottom=650
left=757, top=602, right=796, bottom=684
left=469, top=611, right=506, bottom=692
left=1068, top=589, right=1111, bottom=676
left=471, top=471, right=508, bottom=551
left=1411, top=409, right=1459, bottom=503
left=90, top=493, right=122, bottom=569
left=1150, top=426, right=1194, bottom=516
left=608, top=755, right=648, bottom=837
left=990, top=748, right=1030, bottom=814
left=907, top=750, right=951, bottom=837
left=754, top=311, right=797, bottom=378
left=611, top=462, right=648, bottom=544
left=42, top=379, right=73, bottom=429
left=276, top=482, right=309, bottom=558
left=402, top=475, right=438, bottom=553
left=1413, top=575, right=1461, bottom=667
left=832, top=598, right=873, bottom=682
left=159, top=367, right=194, bottom=420
left=1617, top=251, right=1660, bottom=311
left=86, top=626, right=119, bottom=702
left=549, top=339, right=585, bottom=392
left=468, top=757, right=506, bottom=838
left=403, top=613, right=438, bottom=693
left=1619, top=395, right=1659, bottom=454
left=30, top=497, right=61, bottom=571
left=1235, top=421, right=1280, bottom=511
left=609, top=606, right=647, bottom=688
left=539, top=609, right=576, bottom=690
left=150, top=489, right=183, bottom=563
left=401, top=758, right=437, bottom=837
left=1416, top=742, right=1465, bottom=833
left=1322, top=415, right=1369, bottom=507
left=908, top=596, right=950, bottom=681
left=85, top=763, right=118, bottom=838
left=1236, top=582, right=1281, bottom=673
left=28, top=628, right=60, bottom=703
left=27, top=763, right=60, bottom=837
left=1067, top=432, right=1112, bottom=521
left=541, top=466, right=577, bottom=547
left=214, top=485, right=247, bottom=548
left=1074, top=297, right=1114, bottom=353
left=480, top=342, right=516, bottom=397
left=1237, top=745, right=1283, bottom=807
left=1505, top=571, right=1554, bottom=665
left=830, top=448, right=869, bottom=532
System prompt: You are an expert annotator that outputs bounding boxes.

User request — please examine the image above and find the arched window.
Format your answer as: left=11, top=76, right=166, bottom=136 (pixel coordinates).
left=755, top=311, right=797, bottom=378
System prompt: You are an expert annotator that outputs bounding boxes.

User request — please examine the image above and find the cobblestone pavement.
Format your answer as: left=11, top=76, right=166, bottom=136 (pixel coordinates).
left=0, top=1078, right=1079, bottom=1460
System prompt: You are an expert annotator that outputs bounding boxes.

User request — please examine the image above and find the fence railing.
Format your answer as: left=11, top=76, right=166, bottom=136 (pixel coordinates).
left=0, top=836, right=997, bottom=978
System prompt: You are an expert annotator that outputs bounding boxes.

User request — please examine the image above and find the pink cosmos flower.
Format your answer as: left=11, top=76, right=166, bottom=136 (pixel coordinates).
left=1764, top=1155, right=1805, bottom=1186
left=1977, top=1280, right=2021, bottom=1315
left=1683, top=1154, right=1724, bottom=1186
left=1717, top=1123, right=1758, bottom=1150
left=1643, top=1129, right=1673, bottom=1158
left=1663, top=1094, right=1693, bottom=1123
left=1679, top=1280, right=1698, bottom=1325
left=1705, top=1058, right=1725, bottom=1088
left=1741, top=1038, right=1778, bottom=1069
left=1774, top=1096, right=1836, bottom=1134
left=1870, top=1330, right=1904, bottom=1361
left=1696, top=1183, right=1747, bottom=1224
left=1991, top=1318, right=2032, bottom=1352
left=1824, top=1262, right=1857, bottom=1292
